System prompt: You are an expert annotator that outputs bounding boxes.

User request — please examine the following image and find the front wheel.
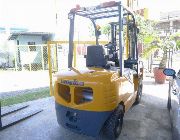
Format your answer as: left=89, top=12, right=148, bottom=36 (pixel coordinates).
left=103, top=105, right=124, bottom=140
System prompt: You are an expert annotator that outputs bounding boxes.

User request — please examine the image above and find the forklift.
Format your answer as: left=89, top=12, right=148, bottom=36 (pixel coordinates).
left=54, top=1, right=143, bottom=139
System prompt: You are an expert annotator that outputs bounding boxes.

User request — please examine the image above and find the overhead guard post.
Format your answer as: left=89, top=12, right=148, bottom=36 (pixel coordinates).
left=68, top=13, right=75, bottom=68
left=118, top=2, right=124, bottom=77
left=91, top=20, right=99, bottom=45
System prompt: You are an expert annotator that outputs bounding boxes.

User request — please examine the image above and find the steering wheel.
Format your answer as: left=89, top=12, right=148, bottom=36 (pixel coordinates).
left=104, top=42, right=114, bottom=49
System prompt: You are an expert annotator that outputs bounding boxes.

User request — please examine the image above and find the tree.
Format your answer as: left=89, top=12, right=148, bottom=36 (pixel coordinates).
left=139, top=17, right=176, bottom=69
left=0, top=34, right=15, bottom=68
left=101, top=24, right=111, bottom=40
left=171, top=33, right=180, bottom=50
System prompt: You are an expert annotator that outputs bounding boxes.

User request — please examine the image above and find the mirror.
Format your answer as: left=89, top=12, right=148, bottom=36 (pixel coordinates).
left=137, top=27, right=140, bottom=34
left=163, top=68, right=176, bottom=76
left=96, top=25, right=101, bottom=37
left=97, top=30, right=101, bottom=37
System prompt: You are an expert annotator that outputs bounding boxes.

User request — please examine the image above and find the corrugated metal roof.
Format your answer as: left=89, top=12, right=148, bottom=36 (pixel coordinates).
left=8, top=32, right=54, bottom=40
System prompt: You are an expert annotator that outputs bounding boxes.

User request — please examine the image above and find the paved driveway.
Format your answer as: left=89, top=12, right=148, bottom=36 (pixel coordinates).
left=0, top=77, right=172, bottom=140
left=0, top=71, right=49, bottom=99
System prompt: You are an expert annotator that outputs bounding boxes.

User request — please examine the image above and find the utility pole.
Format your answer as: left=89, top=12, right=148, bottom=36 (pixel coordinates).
left=54, top=0, right=59, bottom=39
left=167, top=13, right=174, bottom=110
left=55, top=0, right=58, bottom=28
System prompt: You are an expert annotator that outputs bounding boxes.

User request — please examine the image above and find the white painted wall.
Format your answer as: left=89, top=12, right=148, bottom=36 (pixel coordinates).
left=17, top=35, right=43, bottom=45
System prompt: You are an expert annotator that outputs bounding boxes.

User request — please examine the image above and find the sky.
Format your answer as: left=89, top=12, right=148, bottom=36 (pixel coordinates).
left=0, top=0, right=56, bottom=31
left=138, top=0, right=180, bottom=18
left=0, top=0, right=179, bottom=39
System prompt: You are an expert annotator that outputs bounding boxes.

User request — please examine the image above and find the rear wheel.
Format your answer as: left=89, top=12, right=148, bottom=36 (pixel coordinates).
left=103, top=105, right=124, bottom=140
left=135, top=78, right=143, bottom=104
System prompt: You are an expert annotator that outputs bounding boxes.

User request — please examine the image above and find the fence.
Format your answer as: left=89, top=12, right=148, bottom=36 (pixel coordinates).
left=0, top=44, right=48, bottom=71
left=47, top=41, right=108, bottom=96
left=15, top=44, right=49, bottom=71
left=0, top=41, right=108, bottom=95
left=1, top=41, right=108, bottom=72
left=147, top=49, right=174, bottom=73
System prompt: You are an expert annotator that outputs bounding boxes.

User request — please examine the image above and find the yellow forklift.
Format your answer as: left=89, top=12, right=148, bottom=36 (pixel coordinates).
left=54, top=1, right=143, bottom=139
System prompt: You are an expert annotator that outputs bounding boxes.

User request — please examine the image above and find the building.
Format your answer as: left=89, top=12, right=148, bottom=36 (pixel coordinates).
left=7, top=32, right=54, bottom=71
left=157, top=10, right=180, bottom=37
left=8, top=32, right=54, bottom=45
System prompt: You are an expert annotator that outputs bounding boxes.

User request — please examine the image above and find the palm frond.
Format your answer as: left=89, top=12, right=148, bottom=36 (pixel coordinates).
left=142, top=45, right=158, bottom=59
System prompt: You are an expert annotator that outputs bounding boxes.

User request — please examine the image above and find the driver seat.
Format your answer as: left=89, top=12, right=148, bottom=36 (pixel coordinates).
left=86, top=45, right=107, bottom=68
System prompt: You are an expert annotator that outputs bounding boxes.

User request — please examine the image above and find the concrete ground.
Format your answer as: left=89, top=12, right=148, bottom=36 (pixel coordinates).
left=0, top=70, right=49, bottom=93
left=0, top=77, right=172, bottom=140
left=0, top=70, right=49, bottom=98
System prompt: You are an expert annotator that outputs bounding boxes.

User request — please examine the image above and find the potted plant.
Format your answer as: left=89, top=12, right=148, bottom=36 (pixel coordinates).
left=143, top=36, right=175, bottom=84
left=153, top=39, right=168, bottom=84
left=134, top=14, right=179, bottom=84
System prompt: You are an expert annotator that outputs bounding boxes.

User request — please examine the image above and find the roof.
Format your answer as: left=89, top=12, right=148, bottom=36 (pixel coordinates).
left=8, top=32, right=54, bottom=40
left=70, top=1, right=133, bottom=20
left=0, top=27, right=28, bottom=33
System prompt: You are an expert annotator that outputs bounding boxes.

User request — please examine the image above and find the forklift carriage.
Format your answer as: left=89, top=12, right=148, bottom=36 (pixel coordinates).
left=54, top=1, right=143, bottom=139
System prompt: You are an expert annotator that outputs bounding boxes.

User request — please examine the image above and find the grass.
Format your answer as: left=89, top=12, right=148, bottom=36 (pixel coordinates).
left=1, top=88, right=50, bottom=107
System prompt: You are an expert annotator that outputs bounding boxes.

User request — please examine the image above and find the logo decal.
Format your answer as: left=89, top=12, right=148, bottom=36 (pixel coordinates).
left=61, top=79, right=84, bottom=86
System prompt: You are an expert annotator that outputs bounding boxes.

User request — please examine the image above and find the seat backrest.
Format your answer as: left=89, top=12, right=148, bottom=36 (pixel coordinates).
left=86, top=45, right=107, bottom=68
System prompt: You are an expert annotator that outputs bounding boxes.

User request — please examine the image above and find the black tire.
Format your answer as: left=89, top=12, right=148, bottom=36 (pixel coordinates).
left=135, top=78, right=143, bottom=104
left=103, top=105, right=124, bottom=140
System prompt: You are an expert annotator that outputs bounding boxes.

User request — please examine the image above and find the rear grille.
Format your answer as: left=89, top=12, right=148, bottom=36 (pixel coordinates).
left=57, top=82, right=93, bottom=105
left=74, top=87, right=93, bottom=105
left=58, top=84, right=71, bottom=103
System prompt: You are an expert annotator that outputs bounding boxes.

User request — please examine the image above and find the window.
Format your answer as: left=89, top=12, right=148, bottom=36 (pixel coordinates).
left=28, top=42, right=36, bottom=51
left=28, top=42, right=35, bottom=45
